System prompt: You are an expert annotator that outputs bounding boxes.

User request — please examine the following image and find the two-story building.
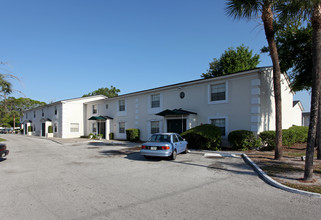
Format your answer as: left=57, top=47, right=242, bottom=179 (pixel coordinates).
left=21, top=67, right=303, bottom=141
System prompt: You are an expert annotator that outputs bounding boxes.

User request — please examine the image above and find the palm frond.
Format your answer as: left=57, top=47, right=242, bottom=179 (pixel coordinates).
left=225, top=0, right=261, bottom=20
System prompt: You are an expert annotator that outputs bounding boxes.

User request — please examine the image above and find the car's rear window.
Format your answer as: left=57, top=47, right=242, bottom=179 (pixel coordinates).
left=150, top=134, right=170, bottom=142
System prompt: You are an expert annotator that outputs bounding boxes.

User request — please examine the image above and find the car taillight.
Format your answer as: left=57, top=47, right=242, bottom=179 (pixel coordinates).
left=141, top=145, right=146, bottom=149
left=161, top=146, right=170, bottom=150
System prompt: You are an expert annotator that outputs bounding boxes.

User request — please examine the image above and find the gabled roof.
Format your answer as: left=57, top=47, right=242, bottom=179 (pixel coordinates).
left=293, top=100, right=304, bottom=111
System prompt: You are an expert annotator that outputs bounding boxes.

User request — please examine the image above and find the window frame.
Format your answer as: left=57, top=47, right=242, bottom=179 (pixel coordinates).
left=150, top=121, right=160, bottom=134
left=92, top=105, right=97, bottom=114
left=119, top=100, right=125, bottom=112
left=119, top=122, right=125, bottom=133
left=70, top=123, right=80, bottom=133
left=209, top=116, right=228, bottom=137
left=208, top=81, right=228, bottom=104
left=151, top=94, right=160, bottom=108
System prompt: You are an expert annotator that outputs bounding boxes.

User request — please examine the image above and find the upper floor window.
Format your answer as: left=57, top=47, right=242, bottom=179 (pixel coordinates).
left=119, top=100, right=125, bottom=112
left=92, top=105, right=97, bottom=114
left=42, top=109, right=44, bottom=117
left=54, top=107, right=57, bottom=115
left=210, top=83, right=226, bottom=102
left=34, top=111, right=36, bottom=118
left=151, top=94, right=160, bottom=108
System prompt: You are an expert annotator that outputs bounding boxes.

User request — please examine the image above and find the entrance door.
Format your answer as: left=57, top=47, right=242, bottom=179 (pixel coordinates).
left=167, top=119, right=186, bottom=134
left=98, top=121, right=106, bottom=139
left=42, top=123, right=45, bottom=136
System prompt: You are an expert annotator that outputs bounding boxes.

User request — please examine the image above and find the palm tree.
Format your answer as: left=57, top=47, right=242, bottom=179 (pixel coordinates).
left=225, top=0, right=283, bottom=160
left=0, top=74, right=13, bottom=110
left=277, top=0, right=321, bottom=180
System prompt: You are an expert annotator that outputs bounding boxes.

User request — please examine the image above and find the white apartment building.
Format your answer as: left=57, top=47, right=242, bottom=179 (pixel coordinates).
left=21, top=67, right=303, bottom=141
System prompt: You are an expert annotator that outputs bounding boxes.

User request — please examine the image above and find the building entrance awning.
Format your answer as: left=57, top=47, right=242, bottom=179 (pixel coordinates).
left=156, top=108, right=197, bottom=116
left=88, top=115, right=113, bottom=120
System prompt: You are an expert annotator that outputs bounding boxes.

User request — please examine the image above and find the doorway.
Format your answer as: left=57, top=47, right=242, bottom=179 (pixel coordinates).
left=42, top=123, right=45, bottom=136
left=97, top=121, right=106, bottom=139
left=167, top=119, right=186, bottom=134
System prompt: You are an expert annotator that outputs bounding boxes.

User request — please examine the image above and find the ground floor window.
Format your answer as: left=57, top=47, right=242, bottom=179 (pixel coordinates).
left=210, top=118, right=226, bottom=136
left=151, top=121, right=160, bottom=134
left=70, top=123, right=79, bottom=133
left=119, top=122, right=125, bottom=133
left=54, top=123, right=58, bottom=133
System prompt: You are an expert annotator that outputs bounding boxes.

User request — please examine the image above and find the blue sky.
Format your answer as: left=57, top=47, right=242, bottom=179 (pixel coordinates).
left=0, top=0, right=311, bottom=111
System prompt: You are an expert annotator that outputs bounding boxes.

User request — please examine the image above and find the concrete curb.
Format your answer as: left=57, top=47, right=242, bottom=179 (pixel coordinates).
left=242, top=153, right=321, bottom=198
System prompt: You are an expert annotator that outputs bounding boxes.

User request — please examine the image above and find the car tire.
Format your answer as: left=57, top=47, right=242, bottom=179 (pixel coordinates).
left=0, top=153, right=6, bottom=159
left=170, top=150, right=177, bottom=160
left=144, top=155, right=151, bottom=159
left=182, top=145, right=188, bottom=154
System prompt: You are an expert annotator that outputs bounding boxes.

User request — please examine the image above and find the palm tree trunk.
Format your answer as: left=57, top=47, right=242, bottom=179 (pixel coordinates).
left=262, top=6, right=283, bottom=160
left=317, top=96, right=321, bottom=160
left=304, top=4, right=321, bottom=180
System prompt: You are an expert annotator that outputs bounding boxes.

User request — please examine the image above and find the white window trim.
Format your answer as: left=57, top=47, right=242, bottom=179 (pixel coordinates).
left=118, top=121, right=126, bottom=134
left=117, top=100, right=127, bottom=116
left=208, top=116, right=228, bottom=137
left=70, top=123, right=80, bottom=133
left=208, top=81, right=229, bottom=104
left=148, top=93, right=162, bottom=114
left=148, top=120, right=162, bottom=137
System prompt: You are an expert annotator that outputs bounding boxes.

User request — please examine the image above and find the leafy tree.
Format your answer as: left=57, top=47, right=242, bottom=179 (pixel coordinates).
left=278, top=0, right=321, bottom=180
left=0, top=97, right=46, bottom=127
left=262, top=20, right=313, bottom=92
left=82, top=85, right=120, bottom=98
left=226, top=0, right=284, bottom=160
left=201, top=45, right=260, bottom=78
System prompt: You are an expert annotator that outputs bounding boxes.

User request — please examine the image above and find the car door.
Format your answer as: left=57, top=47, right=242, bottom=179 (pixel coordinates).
left=172, top=134, right=180, bottom=153
left=176, top=134, right=186, bottom=153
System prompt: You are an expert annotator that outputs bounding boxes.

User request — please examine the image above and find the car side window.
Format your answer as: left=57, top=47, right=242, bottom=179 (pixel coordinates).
left=173, top=135, right=179, bottom=143
left=177, top=134, right=184, bottom=142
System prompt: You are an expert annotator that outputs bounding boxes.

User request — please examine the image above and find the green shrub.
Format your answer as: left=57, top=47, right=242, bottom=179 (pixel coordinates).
left=27, top=126, right=32, bottom=132
left=259, top=131, right=276, bottom=151
left=181, top=124, right=221, bottom=150
left=109, top=132, right=114, bottom=140
left=288, top=126, right=309, bottom=143
left=48, top=126, right=53, bottom=133
left=282, top=129, right=296, bottom=147
left=126, top=128, right=140, bottom=141
left=228, top=130, right=261, bottom=151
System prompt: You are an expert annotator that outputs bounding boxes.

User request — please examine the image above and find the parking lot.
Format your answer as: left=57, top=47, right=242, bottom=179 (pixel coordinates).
left=1, top=134, right=321, bottom=220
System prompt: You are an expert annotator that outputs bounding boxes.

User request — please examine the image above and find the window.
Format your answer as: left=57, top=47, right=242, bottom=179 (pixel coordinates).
left=151, top=121, right=159, bottom=134
left=34, top=111, right=36, bottom=118
left=106, top=104, right=108, bottom=109
left=70, top=123, right=79, bottom=133
left=34, top=125, right=36, bottom=131
left=173, top=134, right=179, bottom=143
left=119, top=100, right=125, bottom=111
left=55, top=107, right=57, bottom=115
left=210, top=83, right=226, bottom=102
left=210, top=118, right=226, bottom=136
left=119, top=122, right=125, bottom=133
left=92, top=105, right=97, bottom=114
left=42, top=109, right=44, bottom=117
left=92, top=123, right=97, bottom=133
left=54, top=123, right=57, bottom=133
left=151, top=94, right=160, bottom=108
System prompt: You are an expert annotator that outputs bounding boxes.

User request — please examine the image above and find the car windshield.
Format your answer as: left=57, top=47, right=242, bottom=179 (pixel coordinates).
left=149, top=134, right=170, bottom=142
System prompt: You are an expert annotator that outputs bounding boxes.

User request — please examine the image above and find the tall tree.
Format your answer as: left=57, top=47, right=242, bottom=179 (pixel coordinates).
left=278, top=0, right=321, bottom=180
left=201, top=45, right=260, bottom=78
left=82, top=85, right=120, bottom=98
left=226, top=0, right=283, bottom=160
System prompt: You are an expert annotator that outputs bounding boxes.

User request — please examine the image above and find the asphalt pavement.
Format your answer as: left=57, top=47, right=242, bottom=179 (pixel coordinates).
left=1, top=134, right=321, bottom=220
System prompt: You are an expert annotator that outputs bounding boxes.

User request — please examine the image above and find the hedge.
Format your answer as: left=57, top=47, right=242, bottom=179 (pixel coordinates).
left=259, top=126, right=309, bottom=151
left=126, top=128, right=140, bottom=141
left=27, top=126, right=33, bottom=132
left=181, top=124, right=221, bottom=150
left=109, top=132, right=114, bottom=140
left=228, top=130, right=261, bottom=151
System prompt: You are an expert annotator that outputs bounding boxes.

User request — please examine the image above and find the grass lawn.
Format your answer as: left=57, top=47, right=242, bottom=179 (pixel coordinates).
left=246, top=143, right=321, bottom=194
left=0, top=138, right=6, bottom=142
